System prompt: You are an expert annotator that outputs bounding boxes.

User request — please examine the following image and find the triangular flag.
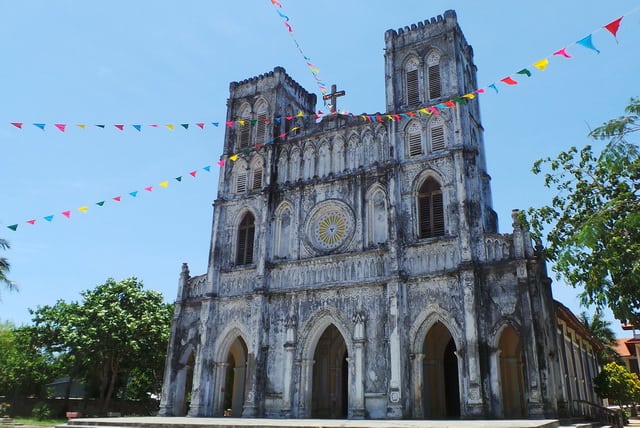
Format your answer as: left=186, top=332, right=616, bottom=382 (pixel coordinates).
left=576, top=34, right=600, bottom=54
left=196, top=122, right=205, bottom=129
left=54, top=124, right=66, bottom=132
left=500, top=77, right=518, bottom=85
left=175, top=176, right=182, bottom=182
left=250, top=120, right=257, bottom=126
left=296, top=111, right=304, bottom=117
left=166, top=124, right=175, bottom=130
left=34, top=123, right=46, bottom=130
left=190, top=171, right=197, bottom=177
left=444, top=101, right=456, bottom=107
left=11, top=122, right=23, bottom=129
left=159, top=181, right=169, bottom=188
left=44, top=215, right=54, bottom=222
left=462, top=93, right=475, bottom=99
left=217, top=159, right=225, bottom=167
left=96, top=201, right=105, bottom=206
left=96, top=124, right=105, bottom=128
left=475, top=88, right=486, bottom=94
left=129, top=191, right=138, bottom=197
left=115, top=124, right=124, bottom=131
left=181, top=124, right=189, bottom=130
left=517, top=69, right=532, bottom=77
left=604, top=17, right=623, bottom=40
left=226, top=121, right=234, bottom=127
left=76, top=124, right=87, bottom=129
left=132, top=125, right=142, bottom=132
left=62, top=211, right=71, bottom=218
left=78, top=206, right=88, bottom=213
left=113, top=196, right=122, bottom=202
left=203, top=165, right=211, bottom=172
left=7, top=224, right=18, bottom=231
left=229, top=154, right=239, bottom=161
left=27, top=219, right=36, bottom=225
left=145, top=186, right=153, bottom=192
left=488, top=84, right=498, bottom=93
left=212, top=122, right=219, bottom=127
left=553, top=47, right=572, bottom=58
left=533, top=58, right=549, bottom=71
left=149, top=124, right=159, bottom=128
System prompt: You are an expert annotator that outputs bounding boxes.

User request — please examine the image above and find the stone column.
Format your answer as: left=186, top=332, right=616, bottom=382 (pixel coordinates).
left=351, top=311, right=366, bottom=418
left=299, top=359, right=315, bottom=418
left=460, top=269, right=484, bottom=417
left=188, top=300, right=214, bottom=416
left=212, top=362, right=228, bottom=416
left=386, top=282, right=403, bottom=418
left=281, top=314, right=297, bottom=416
left=410, top=353, right=425, bottom=418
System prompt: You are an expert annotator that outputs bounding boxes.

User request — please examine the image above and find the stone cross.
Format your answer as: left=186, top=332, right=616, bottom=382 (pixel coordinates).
left=322, top=84, right=346, bottom=114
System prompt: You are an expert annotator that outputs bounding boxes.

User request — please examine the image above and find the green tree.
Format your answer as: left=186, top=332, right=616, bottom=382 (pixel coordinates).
left=0, top=238, right=16, bottom=297
left=0, top=321, right=63, bottom=399
left=31, top=277, right=173, bottom=414
left=526, top=97, right=640, bottom=325
left=579, top=311, right=619, bottom=364
left=594, top=362, right=640, bottom=407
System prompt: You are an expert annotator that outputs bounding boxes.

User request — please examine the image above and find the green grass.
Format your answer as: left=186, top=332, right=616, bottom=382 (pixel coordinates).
left=8, top=418, right=67, bottom=426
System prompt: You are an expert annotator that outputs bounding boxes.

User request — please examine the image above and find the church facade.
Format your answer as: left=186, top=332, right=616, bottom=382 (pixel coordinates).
left=159, top=10, right=577, bottom=420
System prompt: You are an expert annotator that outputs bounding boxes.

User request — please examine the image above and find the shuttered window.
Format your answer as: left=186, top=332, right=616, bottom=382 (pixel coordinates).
left=252, top=166, right=263, bottom=190
left=418, top=178, right=445, bottom=238
left=236, top=213, right=255, bottom=265
left=256, top=113, right=268, bottom=145
left=407, top=121, right=422, bottom=158
left=427, top=52, right=442, bottom=100
left=238, top=123, right=251, bottom=148
left=236, top=172, right=247, bottom=193
left=406, top=69, right=420, bottom=105
left=430, top=125, right=445, bottom=151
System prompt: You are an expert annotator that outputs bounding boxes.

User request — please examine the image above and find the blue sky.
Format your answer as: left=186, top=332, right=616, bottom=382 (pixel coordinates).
left=1, top=1, right=639, bottom=338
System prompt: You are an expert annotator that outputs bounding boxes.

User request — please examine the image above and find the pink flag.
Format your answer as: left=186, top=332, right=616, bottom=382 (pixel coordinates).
left=55, top=124, right=66, bottom=132
left=553, top=47, right=572, bottom=58
left=145, top=186, right=153, bottom=192
left=284, top=22, right=293, bottom=33
left=475, top=88, right=486, bottom=94
left=226, top=121, right=234, bottom=127
left=27, top=219, right=36, bottom=225
left=500, top=77, right=518, bottom=85
left=196, top=122, right=205, bottom=129
left=217, top=159, right=225, bottom=167
left=115, top=124, right=125, bottom=131
left=190, top=171, right=197, bottom=177
left=113, top=196, right=122, bottom=202
left=604, top=17, right=623, bottom=40
left=271, top=0, right=282, bottom=6
left=62, top=211, right=71, bottom=218
left=11, top=122, right=23, bottom=129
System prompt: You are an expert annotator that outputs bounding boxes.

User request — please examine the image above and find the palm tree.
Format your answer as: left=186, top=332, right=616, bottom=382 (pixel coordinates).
left=580, top=311, right=619, bottom=364
left=0, top=238, right=16, bottom=296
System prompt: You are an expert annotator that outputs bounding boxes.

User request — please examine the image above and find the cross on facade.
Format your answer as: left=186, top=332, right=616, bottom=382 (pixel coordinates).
left=322, top=84, right=346, bottom=114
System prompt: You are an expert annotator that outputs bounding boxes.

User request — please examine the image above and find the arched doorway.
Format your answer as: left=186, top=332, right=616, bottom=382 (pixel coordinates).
left=223, top=337, right=248, bottom=417
left=499, top=326, right=525, bottom=418
left=311, top=324, right=348, bottom=418
left=423, top=321, right=460, bottom=418
left=175, top=351, right=195, bottom=416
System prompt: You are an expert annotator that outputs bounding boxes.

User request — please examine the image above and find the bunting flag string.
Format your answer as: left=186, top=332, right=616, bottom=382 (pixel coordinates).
left=268, top=0, right=330, bottom=99
left=5, top=165, right=212, bottom=232
left=5, top=7, right=639, bottom=136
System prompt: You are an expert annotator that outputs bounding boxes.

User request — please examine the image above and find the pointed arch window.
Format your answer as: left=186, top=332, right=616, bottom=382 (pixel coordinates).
left=418, top=177, right=445, bottom=238
left=405, top=57, right=421, bottom=106
left=255, top=101, right=269, bottom=145
left=427, top=52, right=442, bottom=100
left=236, top=212, right=255, bottom=265
left=237, top=106, right=251, bottom=149
left=429, top=116, right=445, bottom=152
left=406, top=121, right=423, bottom=158
left=251, top=158, right=263, bottom=190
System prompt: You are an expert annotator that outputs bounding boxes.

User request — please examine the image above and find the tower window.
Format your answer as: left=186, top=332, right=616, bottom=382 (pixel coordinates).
left=405, top=57, right=421, bottom=106
left=427, top=52, right=442, bottom=100
left=251, top=160, right=263, bottom=190
left=418, top=177, right=445, bottom=238
left=236, top=212, right=255, bottom=265
left=235, top=172, right=247, bottom=193
left=237, top=106, right=251, bottom=149
left=430, top=117, right=445, bottom=152
left=406, top=121, right=423, bottom=157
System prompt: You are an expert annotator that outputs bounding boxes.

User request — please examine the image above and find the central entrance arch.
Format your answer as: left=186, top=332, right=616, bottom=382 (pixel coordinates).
left=311, top=324, right=348, bottom=418
left=222, top=337, right=248, bottom=417
left=423, top=321, right=460, bottom=418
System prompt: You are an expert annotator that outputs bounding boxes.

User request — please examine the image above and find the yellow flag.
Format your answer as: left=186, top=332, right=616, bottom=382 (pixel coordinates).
left=290, top=127, right=300, bottom=132
left=462, top=93, right=475, bottom=99
left=533, top=58, right=549, bottom=71
left=160, top=181, right=169, bottom=188
left=238, top=120, right=245, bottom=126
left=229, top=154, right=239, bottom=161
left=166, top=124, right=175, bottom=130
left=78, top=206, right=89, bottom=213
left=419, top=108, right=431, bottom=114
left=296, top=111, right=304, bottom=117
left=76, top=124, right=87, bottom=129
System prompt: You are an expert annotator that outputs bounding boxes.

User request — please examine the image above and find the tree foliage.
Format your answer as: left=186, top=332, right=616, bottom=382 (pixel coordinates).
left=526, top=98, right=640, bottom=324
left=0, top=238, right=17, bottom=297
left=594, top=362, right=640, bottom=406
left=579, top=311, right=619, bottom=364
left=30, top=277, right=173, bottom=414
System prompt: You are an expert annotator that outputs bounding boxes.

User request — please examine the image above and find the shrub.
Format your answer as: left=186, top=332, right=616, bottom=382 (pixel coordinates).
left=0, top=402, right=11, bottom=417
left=31, top=402, right=52, bottom=420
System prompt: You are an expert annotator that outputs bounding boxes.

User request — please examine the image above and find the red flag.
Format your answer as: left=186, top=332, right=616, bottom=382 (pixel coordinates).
left=444, top=101, right=455, bottom=107
left=217, top=159, right=225, bottom=167
left=226, top=121, right=234, bottom=127
left=113, top=196, right=122, bottom=202
left=11, top=122, right=23, bottom=129
left=190, top=171, right=197, bottom=177
left=553, top=47, right=572, bottom=58
left=501, top=77, right=518, bottom=85
left=62, top=211, right=71, bottom=218
left=27, top=219, right=36, bottom=225
left=115, top=124, right=124, bottom=131
left=196, top=122, right=205, bottom=129
left=55, top=124, right=66, bottom=132
left=604, top=17, right=623, bottom=39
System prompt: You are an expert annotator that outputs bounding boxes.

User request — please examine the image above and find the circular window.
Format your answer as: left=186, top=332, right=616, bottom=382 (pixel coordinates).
left=305, top=200, right=355, bottom=252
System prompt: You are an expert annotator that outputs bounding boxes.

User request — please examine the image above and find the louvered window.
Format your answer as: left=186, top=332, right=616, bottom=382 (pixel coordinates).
left=256, top=113, right=267, bottom=145
left=427, top=52, right=442, bottom=100
left=252, top=167, right=263, bottom=190
left=236, top=172, right=247, bottom=193
left=406, top=70, right=419, bottom=105
left=238, top=123, right=251, bottom=148
left=407, top=122, right=422, bottom=157
left=418, top=178, right=445, bottom=238
left=430, top=125, right=445, bottom=151
left=236, top=213, right=255, bottom=265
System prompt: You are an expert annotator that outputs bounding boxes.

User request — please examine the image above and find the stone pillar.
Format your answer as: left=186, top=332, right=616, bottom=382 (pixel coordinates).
left=460, top=269, right=484, bottom=417
left=489, top=348, right=503, bottom=418
left=351, top=312, right=366, bottom=418
left=299, top=359, right=315, bottom=418
left=386, top=282, right=403, bottom=418
left=281, top=314, right=297, bottom=416
left=212, top=362, right=228, bottom=416
left=187, top=300, right=213, bottom=417
left=232, top=365, right=247, bottom=416
left=410, top=353, right=425, bottom=418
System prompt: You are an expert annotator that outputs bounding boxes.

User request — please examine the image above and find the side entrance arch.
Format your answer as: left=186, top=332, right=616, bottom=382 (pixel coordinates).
left=311, top=324, right=349, bottom=418
left=423, top=321, right=460, bottom=418
left=498, top=325, right=526, bottom=418
left=218, top=336, right=248, bottom=417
